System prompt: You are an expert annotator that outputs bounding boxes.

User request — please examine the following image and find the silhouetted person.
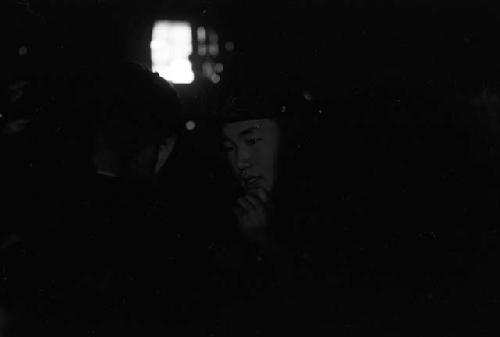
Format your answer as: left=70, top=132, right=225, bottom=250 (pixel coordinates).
left=67, top=62, right=215, bottom=334
left=0, top=62, right=220, bottom=336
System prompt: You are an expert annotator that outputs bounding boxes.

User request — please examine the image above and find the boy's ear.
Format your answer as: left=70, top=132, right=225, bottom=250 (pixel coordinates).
left=155, top=135, right=177, bottom=174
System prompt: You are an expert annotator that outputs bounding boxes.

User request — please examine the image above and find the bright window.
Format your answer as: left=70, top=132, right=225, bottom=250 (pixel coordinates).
left=151, top=21, right=194, bottom=84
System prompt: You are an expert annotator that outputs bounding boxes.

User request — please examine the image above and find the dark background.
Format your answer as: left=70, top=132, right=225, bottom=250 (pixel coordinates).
left=4, top=0, right=500, bottom=120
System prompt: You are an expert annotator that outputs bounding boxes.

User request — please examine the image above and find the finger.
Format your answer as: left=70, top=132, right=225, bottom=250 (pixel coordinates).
left=244, top=194, right=264, bottom=209
left=247, top=189, right=270, bottom=210
left=255, top=188, right=269, bottom=204
left=237, top=197, right=254, bottom=212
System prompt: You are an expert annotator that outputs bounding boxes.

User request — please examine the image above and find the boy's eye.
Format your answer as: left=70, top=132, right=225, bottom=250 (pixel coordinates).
left=222, top=143, right=234, bottom=152
left=246, top=138, right=262, bottom=146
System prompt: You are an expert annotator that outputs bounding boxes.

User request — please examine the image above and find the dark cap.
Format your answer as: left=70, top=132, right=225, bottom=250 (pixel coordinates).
left=214, top=88, right=312, bottom=126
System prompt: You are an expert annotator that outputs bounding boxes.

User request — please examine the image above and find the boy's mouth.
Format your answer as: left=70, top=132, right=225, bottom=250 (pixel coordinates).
left=242, top=176, right=262, bottom=189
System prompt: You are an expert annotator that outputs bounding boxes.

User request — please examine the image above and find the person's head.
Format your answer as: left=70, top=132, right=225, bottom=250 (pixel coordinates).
left=222, top=117, right=281, bottom=193
left=87, top=62, right=182, bottom=183
left=218, top=90, right=310, bottom=195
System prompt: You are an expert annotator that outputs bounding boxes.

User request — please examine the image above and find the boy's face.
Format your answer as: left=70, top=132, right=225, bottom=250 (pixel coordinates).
left=222, top=118, right=281, bottom=193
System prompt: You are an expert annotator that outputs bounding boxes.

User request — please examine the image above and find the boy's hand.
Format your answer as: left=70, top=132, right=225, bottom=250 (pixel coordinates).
left=234, top=188, right=271, bottom=243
